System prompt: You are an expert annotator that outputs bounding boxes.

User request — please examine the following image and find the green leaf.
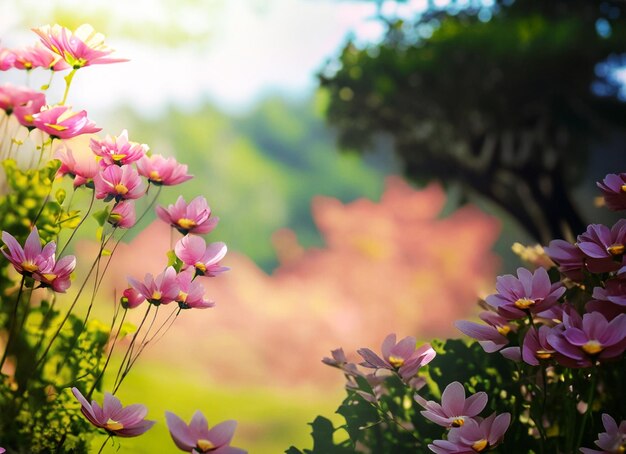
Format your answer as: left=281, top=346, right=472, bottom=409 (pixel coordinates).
left=92, top=207, right=111, bottom=227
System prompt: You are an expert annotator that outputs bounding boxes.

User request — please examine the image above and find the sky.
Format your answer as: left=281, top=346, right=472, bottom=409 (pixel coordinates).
left=0, top=0, right=430, bottom=115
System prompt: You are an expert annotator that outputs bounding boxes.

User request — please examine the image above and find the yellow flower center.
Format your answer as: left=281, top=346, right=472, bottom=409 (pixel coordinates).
left=149, top=170, right=162, bottom=182
left=21, top=261, right=39, bottom=273
left=177, top=218, right=197, bottom=230
left=104, top=419, right=124, bottom=431
left=42, top=273, right=57, bottom=282
left=535, top=350, right=554, bottom=360
left=514, top=297, right=535, bottom=309
left=178, top=291, right=188, bottom=302
left=195, top=262, right=207, bottom=273
left=44, top=123, right=69, bottom=132
left=23, top=114, right=34, bottom=123
left=472, top=439, right=489, bottom=452
left=451, top=417, right=465, bottom=427
left=196, top=439, right=215, bottom=452
left=607, top=244, right=625, bottom=256
left=388, top=356, right=404, bottom=368
left=114, top=183, right=129, bottom=195
left=582, top=340, right=603, bottom=355
left=151, top=290, right=162, bottom=301
left=621, top=184, right=626, bottom=193
left=112, top=153, right=127, bottom=162
left=109, top=213, right=122, bottom=223
left=496, top=325, right=511, bottom=336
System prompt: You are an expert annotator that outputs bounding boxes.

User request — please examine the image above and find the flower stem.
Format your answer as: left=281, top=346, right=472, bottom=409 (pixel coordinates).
left=97, top=435, right=111, bottom=454
left=0, top=275, right=26, bottom=372
left=61, top=69, right=77, bottom=105
left=576, top=367, right=597, bottom=449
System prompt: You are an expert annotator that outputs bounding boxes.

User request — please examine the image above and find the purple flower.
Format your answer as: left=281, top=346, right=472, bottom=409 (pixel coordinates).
left=577, top=221, right=626, bottom=273
left=544, top=239, right=587, bottom=281
left=136, top=154, right=193, bottom=186
left=128, top=266, right=180, bottom=306
left=486, top=267, right=565, bottom=320
left=322, top=347, right=361, bottom=377
left=428, top=412, right=511, bottom=453
left=455, top=311, right=514, bottom=353
left=175, top=235, right=228, bottom=277
left=156, top=196, right=219, bottom=235
left=580, top=413, right=626, bottom=454
left=548, top=311, right=626, bottom=368
left=597, top=173, right=626, bottom=211
left=38, top=255, right=76, bottom=293
left=93, top=165, right=146, bottom=202
left=357, top=333, right=436, bottom=381
left=521, top=325, right=565, bottom=366
left=415, top=381, right=487, bottom=428
left=165, top=410, right=246, bottom=454
left=72, top=387, right=155, bottom=437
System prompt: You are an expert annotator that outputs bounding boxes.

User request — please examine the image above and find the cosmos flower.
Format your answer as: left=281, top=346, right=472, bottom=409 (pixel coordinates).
left=597, top=173, right=626, bottom=211
left=415, top=381, right=488, bottom=428
left=90, top=129, right=148, bottom=166
left=55, top=144, right=99, bottom=188
left=136, top=154, right=193, bottom=186
left=580, top=413, right=626, bottom=454
left=72, top=387, right=155, bottom=437
left=128, top=266, right=179, bottom=306
left=174, top=235, right=228, bottom=277
left=11, top=44, right=69, bottom=71
left=165, top=411, right=246, bottom=454
left=175, top=268, right=215, bottom=309
left=455, top=311, right=514, bottom=353
left=428, top=412, right=511, bottom=454
left=577, top=221, right=626, bottom=273
left=121, top=287, right=146, bottom=310
left=93, top=165, right=146, bottom=202
left=32, top=105, right=101, bottom=139
left=0, top=46, right=16, bottom=70
left=108, top=201, right=137, bottom=229
left=156, top=196, right=219, bottom=235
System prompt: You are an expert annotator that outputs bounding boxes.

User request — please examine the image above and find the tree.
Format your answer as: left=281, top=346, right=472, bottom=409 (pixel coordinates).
left=320, top=0, right=626, bottom=243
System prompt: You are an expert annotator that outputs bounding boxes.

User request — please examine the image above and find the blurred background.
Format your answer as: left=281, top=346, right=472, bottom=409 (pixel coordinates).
left=2, top=0, right=626, bottom=452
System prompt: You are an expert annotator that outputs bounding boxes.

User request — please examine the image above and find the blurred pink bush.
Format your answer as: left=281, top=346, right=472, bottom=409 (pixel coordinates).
left=84, top=177, right=500, bottom=387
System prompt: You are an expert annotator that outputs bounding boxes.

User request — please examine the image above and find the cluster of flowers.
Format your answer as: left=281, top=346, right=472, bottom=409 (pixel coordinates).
left=0, top=24, right=245, bottom=453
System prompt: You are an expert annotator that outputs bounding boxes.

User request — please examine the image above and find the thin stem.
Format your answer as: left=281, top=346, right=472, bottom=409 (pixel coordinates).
left=576, top=367, right=597, bottom=449
left=112, top=304, right=152, bottom=394
left=97, top=435, right=112, bottom=454
left=0, top=275, right=27, bottom=371
left=88, top=305, right=126, bottom=399
left=61, top=68, right=78, bottom=105
left=58, top=190, right=96, bottom=257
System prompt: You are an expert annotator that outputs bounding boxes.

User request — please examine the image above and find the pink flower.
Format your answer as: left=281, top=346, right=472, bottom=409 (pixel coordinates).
left=38, top=255, right=76, bottom=293
left=580, top=413, right=626, bottom=454
left=90, top=129, right=148, bottom=166
left=415, top=381, right=488, bottom=428
left=548, top=311, right=626, bottom=368
left=597, top=173, right=626, bottom=211
left=0, top=84, right=45, bottom=117
left=128, top=266, right=179, bottom=306
left=156, top=196, right=219, bottom=235
left=72, top=387, right=155, bottom=437
left=174, top=235, right=228, bottom=277
left=322, top=348, right=361, bottom=377
left=121, top=287, right=146, bottom=309
left=108, top=201, right=136, bottom=229
left=32, top=105, right=101, bottom=139
left=357, top=333, right=436, bottom=381
left=175, top=268, right=215, bottom=309
left=455, top=311, right=514, bottom=353
left=93, top=165, right=146, bottom=202
left=577, top=221, right=626, bottom=273
left=1, top=227, right=56, bottom=277
left=55, top=144, right=99, bottom=188
left=428, top=412, right=511, bottom=454
left=165, top=410, right=246, bottom=454
left=33, top=24, right=128, bottom=68
left=485, top=267, right=565, bottom=320
left=544, top=239, right=587, bottom=281
left=0, top=47, right=16, bottom=70
left=136, top=154, right=193, bottom=186
left=12, top=44, right=69, bottom=71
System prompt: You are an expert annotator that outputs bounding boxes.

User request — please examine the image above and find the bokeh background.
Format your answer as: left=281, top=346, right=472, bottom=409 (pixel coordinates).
left=2, top=0, right=626, bottom=452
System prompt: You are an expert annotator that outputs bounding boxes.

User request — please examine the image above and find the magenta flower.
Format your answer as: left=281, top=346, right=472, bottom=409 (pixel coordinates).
left=32, top=105, right=101, bottom=139
left=593, top=277, right=626, bottom=307
left=485, top=267, right=565, bottom=320
left=544, top=239, right=587, bottom=281
left=520, top=325, right=576, bottom=367
left=597, top=173, right=626, bottom=211
left=428, top=412, right=511, bottom=454
left=121, top=287, right=146, bottom=309
left=455, top=311, right=514, bottom=353
left=38, top=255, right=76, bottom=293
left=128, top=266, right=179, bottom=306
left=13, top=93, right=46, bottom=130
left=156, top=196, right=219, bottom=235
left=165, top=411, right=246, bottom=454
left=577, top=221, right=626, bottom=273
left=1, top=227, right=56, bottom=277
left=108, top=201, right=136, bottom=229
left=357, top=333, right=436, bottom=381
left=55, top=145, right=99, bottom=188
left=175, top=268, right=215, bottom=309
left=175, top=235, right=228, bottom=277
left=548, top=311, right=626, bottom=368
left=0, top=84, right=44, bottom=116
left=72, top=387, right=155, bottom=437
left=136, top=154, right=193, bottom=186
left=0, top=47, right=16, bottom=70
left=33, top=24, right=128, bottom=68
left=580, top=413, right=626, bottom=454
left=90, top=129, right=148, bottom=166
left=322, top=347, right=361, bottom=377
left=93, top=165, right=146, bottom=202
left=415, top=381, right=488, bottom=428
left=12, top=44, right=69, bottom=71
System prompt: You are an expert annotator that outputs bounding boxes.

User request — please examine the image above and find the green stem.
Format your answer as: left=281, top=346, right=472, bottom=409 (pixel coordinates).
left=97, top=435, right=111, bottom=454
left=61, top=68, right=78, bottom=105
left=0, top=275, right=27, bottom=372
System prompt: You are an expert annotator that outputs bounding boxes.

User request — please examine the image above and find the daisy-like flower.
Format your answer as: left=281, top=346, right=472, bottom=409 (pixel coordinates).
left=93, top=165, right=146, bottom=202
left=544, top=239, right=587, bottom=281
left=32, top=105, right=101, bottom=139
left=485, top=267, right=565, bottom=320
left=121, top=287, right=146, bottom=310
left=580, top=413, right=626, bottom=454
left=415, top=381, right=488, bottom=428
left=136, top=154, right=193, bottom=186
left=90, top=129, right=148, bottom=166
left=38, top=255, right=76, bottom=293
left=55, top=144, right=99, bottom=188
left=455, top=311, right=515, bottom=353
left=165, top=410, right=246, bottom=454
left=72, top=387, right=155, bottom=437
left=156, top=196, right=219, bottom=235
left=428, top=412, right=511, bottom=454
left=357, top=333, right=436, bottom=381
left=0, top=47, right=16, bottom=70
left=322, top=347, right=361, bottom=377
left=32, top=24, right=128, bottom=69
left=108, top=201, right=136, bottom=229
left=175, top=268, right=215, bottom=309
left=0, top=84, right=44, bottom=115
left=128, top=266, right=179, bottom=306
left=597, top=173, right=626, bottom=211
left=577, top=221, right=626, bottom=273
left=12, top=44, right=69, bottom=71
left=174, top=235, right=228, bottom=277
